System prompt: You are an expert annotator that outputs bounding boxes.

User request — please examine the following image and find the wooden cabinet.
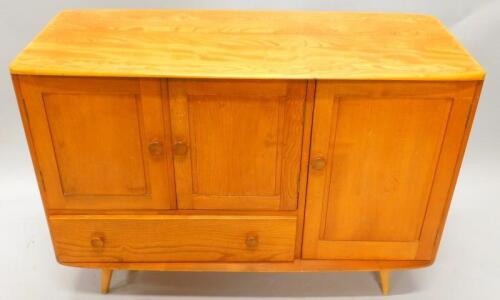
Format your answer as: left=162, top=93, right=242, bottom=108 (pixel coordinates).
left=11, top=10, right=484, bottom=295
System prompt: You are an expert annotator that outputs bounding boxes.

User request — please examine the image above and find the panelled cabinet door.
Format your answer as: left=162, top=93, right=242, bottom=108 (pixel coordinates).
left=303, top=81, right=479, bottom=260
left=19, top=77, right=176, bottom=210
left=167, top=80, right=307, bottom=210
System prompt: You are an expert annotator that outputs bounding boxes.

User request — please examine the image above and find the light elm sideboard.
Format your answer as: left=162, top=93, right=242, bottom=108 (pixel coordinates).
left=10, top=10, right=484, bottom=295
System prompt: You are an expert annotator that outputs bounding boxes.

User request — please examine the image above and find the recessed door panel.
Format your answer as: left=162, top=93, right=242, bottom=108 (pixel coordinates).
left=322, top=97, right=451, bottom=242
left=303, top=81, right=478, bottom=260
left=189, top=94, right=281, bottom=196
left=168, top=80, right=307, bottom=210
left=43, top=93, right=147, bottom=196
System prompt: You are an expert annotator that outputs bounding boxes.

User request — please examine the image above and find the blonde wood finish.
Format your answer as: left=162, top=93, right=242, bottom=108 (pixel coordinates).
left=48, top=209, right=298, bottom=216
left=64, top=259, right=431, bottom=272
left=100, top=269, right=113, bottom=294
left=10, top=10, right=484, bottom=80
left=294, top=80, right=316, bottom=257
left=168, top=79, right=306, bottom=210
left=11, top=10, right=485, bottom=296
left=17, top=76, right=176, bottom=210
left=49, top=215, right=297, bottom=262
left=303, top=81, right=480, bottom=260
left=378, top=270, right=390, bottom=295
left=418, top=81, right=483, bottom=260
left=12, top=74, right=63, bottom=266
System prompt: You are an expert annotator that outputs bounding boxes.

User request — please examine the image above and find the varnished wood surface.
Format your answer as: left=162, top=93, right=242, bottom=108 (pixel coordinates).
left=11, top=11, right=485, bottom=292
left=294, top=80, right=316, bottom=257
left=15, top=76, right=483, bottom=266
left=62, top=259, right=432, bottom=272
left=100, top=269, right=113, bottom=294
left=17, top=76, right=176, bottom=210
left=302, top=80, right=480, bottom=260
left=378, top=270, right=390, bottom=295
left=49, top=215, right=297, bottom=263
left=421, top=81, right=483, bottom=260
left=167, top=79, right=306, bottom=210
left=10, top=10, right=484, bottom=80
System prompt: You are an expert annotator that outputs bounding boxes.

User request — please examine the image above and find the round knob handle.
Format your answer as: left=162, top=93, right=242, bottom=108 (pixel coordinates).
left=173, top=141, right=188, bottom=156
left=148, top=140, right=164, bottom=157
left=311, top=156, right=327, bottom=170
left=245, top=234, right=259, bottom=249
left=90, top=236, right=105, bottom=249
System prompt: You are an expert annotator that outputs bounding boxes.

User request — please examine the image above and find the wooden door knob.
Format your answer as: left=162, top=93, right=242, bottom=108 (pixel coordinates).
left=148, top=140, right=164, bottom=157
left=91, top=236, right=105, bottom=249
left=311, top=156, right=326, bottom=170
left=245, top=234, right=259, bottom=249
left=173, top=141, right=188, bottom=156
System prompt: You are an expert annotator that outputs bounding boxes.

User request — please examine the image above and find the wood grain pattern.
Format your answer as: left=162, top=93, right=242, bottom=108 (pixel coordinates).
left=168, top=79, right=306, bottom=210
left=10, top=10, right=484, bottom=80
left=11, top=10, right=486, bottom=293
left=12, top=74, right=62, bottom=262
left=302, top=80, right=479, bottom=260
left=62, top=259, right=432, bottom=272
left=47, top=209, right=298, bottom=216
left=49, top=215, right=297, bottom=262
left=17, top=76, right=176, bottom=210
left=321, top=97, right=451, bottom=242
left=43, top=93, right=147, bottom=196
left=294, top=80, right=316, bottom=257
left=415, top=81, right=484, bottom=259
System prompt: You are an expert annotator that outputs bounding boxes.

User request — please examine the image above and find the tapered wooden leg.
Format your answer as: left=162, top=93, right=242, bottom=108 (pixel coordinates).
left=378, top=270, right=390, bottom=295
left=101, top=269, right=113, bottom=294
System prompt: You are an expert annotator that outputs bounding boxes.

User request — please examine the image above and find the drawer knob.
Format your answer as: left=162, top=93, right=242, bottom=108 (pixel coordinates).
left=245, top=234, right=259, bottom=249
left=311, top=156, right=326, bottom=170
left=90, top=236, right=105, bottom=249
left=173, top=141, right=188, bottom=156
left=148, top=140, right=164, bottom=157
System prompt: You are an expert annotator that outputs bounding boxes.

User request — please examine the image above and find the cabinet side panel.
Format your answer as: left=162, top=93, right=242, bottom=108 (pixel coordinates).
left=416, top=81, right=483, bottom=259
left=12, top=75, right=47, bottom=205
left=12, top=74, right=60, bottom=261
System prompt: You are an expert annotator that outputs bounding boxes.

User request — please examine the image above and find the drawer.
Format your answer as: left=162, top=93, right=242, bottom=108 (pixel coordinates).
left=49, top=215, right=297, bottom=263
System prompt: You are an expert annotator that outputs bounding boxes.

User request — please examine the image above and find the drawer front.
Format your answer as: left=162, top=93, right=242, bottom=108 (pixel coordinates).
left=50, top=215, right=297, bottom=262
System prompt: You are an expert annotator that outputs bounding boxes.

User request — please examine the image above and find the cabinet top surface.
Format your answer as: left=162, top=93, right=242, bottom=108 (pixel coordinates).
left=10, top=10, right=484, bottom=80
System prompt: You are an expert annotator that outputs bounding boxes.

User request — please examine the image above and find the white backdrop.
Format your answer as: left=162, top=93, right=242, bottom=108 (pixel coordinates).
left=0, top=1, right=499, bottom=299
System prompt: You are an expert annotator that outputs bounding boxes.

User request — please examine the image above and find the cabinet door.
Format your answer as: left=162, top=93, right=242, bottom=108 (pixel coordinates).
left=168, top=80, right=307, bottom=210
left=19, top=76, right=176, bottom=210
left=303, top=81, right=480, bottom=260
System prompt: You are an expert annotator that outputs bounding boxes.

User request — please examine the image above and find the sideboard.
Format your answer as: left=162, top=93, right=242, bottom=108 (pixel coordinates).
left=10, top=10, right=484, bottom=295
